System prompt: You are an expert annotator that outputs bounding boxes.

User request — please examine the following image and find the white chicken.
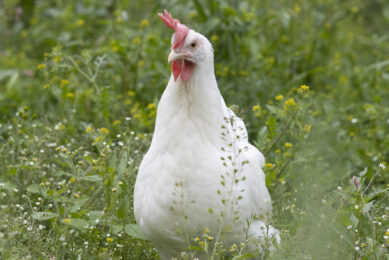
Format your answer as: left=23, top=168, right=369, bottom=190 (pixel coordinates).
left=134, top=10, right=279, bottom=259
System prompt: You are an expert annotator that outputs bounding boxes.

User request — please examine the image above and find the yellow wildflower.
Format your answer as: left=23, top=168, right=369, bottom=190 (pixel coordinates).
left=70, top=177, right=76, bottom=183
left=112, top=187, right=117, bottom=192
left=99, top=128, right=110, bottom=134
left=137, top=60, right=144, bottom=67
left=239, top=70, right=248, bottom=77
left=43, top=84, right=50, bottom=89
left=208, top=236, right=214, bottom=241
left=66, top=93, right=74, bottom=98
left=361, top=243, right=365, bottom=248
left=113, top=120, right=121, bottom=126
left=53, top=56, right=62, bottom=63
left=134, top=113, right=142, bottom=119
left=284, top=98, right=296, bottom=111
left=284, top=98, right=296, bottom=106
left=140, top=19, right=149, bottom=28
left=74, top=193, right=79, bottom=198
left=64, top=218, right=71, bottom=224
left=199, top=241, right=205, bottom=247
left=147, top=103, right=156, bottom=110
left=275, top=95, right=284, bottom=101
left=204, top=228, right=210, bottom=234
left=118, top=181, right=123, bottom=186
left=264, top=163, right=274, bottom=169
left=128, top=90, right=135, bottom=97
left=62, top=147, right=67, bottom=153
left=252, top=105, right=260, bottom=112
left=76, top=19, right=85, bottom=26
left=300, top=85, right=309, bottom=91
left=85, top=126, right=92, bottom=133
left=61, top=79, right=69, bottom=85
left=112, top=46, right=120, bottom=52
left=275, top=149, right=281, bottom=154
left=37, top=64, right=46, bottom=70
left=339, top=75, right=347, bottom=83
left=285, top=142, right=293, bottom=148
left=211, top=35, right=219, bottom=42
left=304, top=124, right=311, bottom=132
left=20, top=30, right=28, bottom=37
left=106, top=237, right=113, bottom=243
left=294, top=5, right=301, bottom=13
left=132, top=37, right=141, bottom=45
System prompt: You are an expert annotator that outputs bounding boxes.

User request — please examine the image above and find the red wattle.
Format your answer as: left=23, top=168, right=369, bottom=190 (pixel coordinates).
left=171, top=60, right=195, bottom=82
left=171, top=61, right=182, bottom=81
left=181, top=60, right=195, bottom=82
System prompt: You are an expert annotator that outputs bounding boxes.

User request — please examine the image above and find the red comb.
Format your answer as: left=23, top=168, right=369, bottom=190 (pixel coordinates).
left=158, top=10, right=189, bottom=49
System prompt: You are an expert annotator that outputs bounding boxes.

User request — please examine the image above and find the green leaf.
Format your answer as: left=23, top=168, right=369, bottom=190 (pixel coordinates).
left=110, top=222, right=123, bottom=234
left=79, top=175, right=102, bottom=182
left=266, top=115, right=277, bottom=139
left=70, top=196, right=89, bottom=212
left=26, top=183, right=41, bottom=194
left=68, top=218, right=88, bottom=230
left=87, top=211, right=104, bottom=226
left=117, top=152, right=128, bottom=175
left=124, top=224, right=148, bottom=240
left=366, top=237, right=373, bottom=251
left=0, top=181, right=16, bottom=191
left=32, top=211, right=59, bottom=220
left=266, top=105, right=283, bottom=116
left=365, top=188, right=388, bottom=202
left=53, top=171, right=73, bottom=177
left=117, top=195, right=129, bottom=219
left=362, top=201, right=374, bottom=214
left=350, top=214, right=358, bottom=228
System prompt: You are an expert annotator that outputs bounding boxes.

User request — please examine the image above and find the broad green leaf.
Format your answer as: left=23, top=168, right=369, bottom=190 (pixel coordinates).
left=124, top=224, right=148, bottom=240
left=26, top=183, right=41, bottom=194
left=68, top=218, right=88, bottom=230
left=70, top=196, right=89, bottom=212
left=87, top=211, right=104, bottom=226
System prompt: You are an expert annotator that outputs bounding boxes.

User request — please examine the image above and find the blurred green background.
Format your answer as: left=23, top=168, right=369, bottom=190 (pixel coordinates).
left=0, top=0, right=388, bottom=259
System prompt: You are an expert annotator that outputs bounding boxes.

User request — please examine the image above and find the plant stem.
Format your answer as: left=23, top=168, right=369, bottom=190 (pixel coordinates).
left=264, top=106, right=300, bottom=156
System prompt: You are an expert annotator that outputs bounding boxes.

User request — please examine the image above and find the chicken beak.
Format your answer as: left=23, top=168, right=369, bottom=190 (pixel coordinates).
left=168, top=50, right=191, bottom=63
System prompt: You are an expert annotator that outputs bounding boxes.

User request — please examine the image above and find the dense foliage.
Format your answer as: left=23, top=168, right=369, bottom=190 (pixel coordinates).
left=0, top=0, right=388, bottom=259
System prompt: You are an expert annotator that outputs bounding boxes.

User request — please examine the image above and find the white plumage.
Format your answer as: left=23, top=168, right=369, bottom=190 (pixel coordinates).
left=134, top=10, right=279, bottom=259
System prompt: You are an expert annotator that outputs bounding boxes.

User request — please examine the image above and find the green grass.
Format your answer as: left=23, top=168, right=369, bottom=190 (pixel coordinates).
left=0, top=0, right=388, bottom=259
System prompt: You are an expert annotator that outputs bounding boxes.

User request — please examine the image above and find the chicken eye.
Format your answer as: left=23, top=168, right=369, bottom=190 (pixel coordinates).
left=190, top=41, right=197, bottom=48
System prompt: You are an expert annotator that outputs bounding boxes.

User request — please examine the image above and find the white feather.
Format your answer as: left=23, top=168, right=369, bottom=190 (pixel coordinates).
left=134, top=29, right=279, bottom=259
